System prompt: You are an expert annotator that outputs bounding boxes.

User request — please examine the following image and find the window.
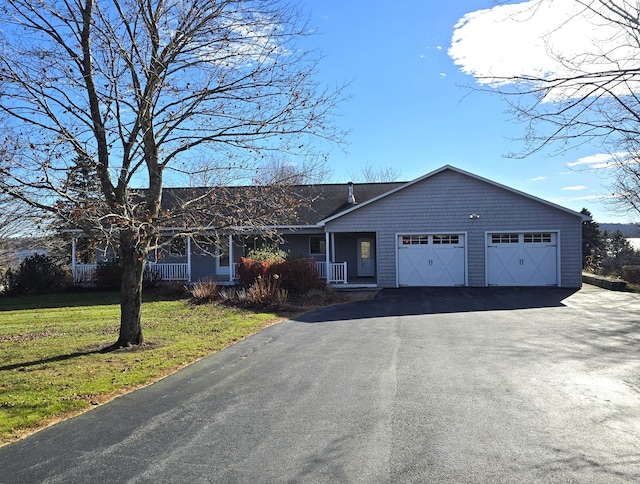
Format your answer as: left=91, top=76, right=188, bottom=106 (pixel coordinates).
left=217, top=238, right=230, bottom=269
left=402, top=235, right=429, bottom=245
left=524, top=233, right=552, bottom=243
left=491, top=234, right=519, bottom=244
left=432, top=234, right=459, bottom=245
left=310, top=236, right=326, bottom=255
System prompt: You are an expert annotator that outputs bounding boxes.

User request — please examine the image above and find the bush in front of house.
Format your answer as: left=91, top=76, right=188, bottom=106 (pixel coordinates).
left=95, top=259, right=122, bottom=290
left=190, top=278, right=219, bottom=303
left=236, top=257, right=276, bottom=287
left=268, top=257, right=323, bottom=296
left=95, top=259, right=164, bottom=291
left=238, top=254, right=323, bottom=297
left=246, top=274, right=288, bottom=307
left=246, top=246, right=287, bottom=262
left=2, top=254, right=71, bottom=296
left=622, top=265, right=640, bottom=284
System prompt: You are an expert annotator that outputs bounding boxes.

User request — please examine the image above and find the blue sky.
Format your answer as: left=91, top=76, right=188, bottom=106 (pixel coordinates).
left=302, top=0, right=632, bottom=223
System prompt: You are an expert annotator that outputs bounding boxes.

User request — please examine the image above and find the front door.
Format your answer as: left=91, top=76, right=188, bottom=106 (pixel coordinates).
left=357, top=238, right=375, bottom=277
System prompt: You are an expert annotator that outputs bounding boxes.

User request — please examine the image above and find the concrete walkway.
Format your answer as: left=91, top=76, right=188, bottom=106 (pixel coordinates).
left=1, top=285, right=640, bottom=483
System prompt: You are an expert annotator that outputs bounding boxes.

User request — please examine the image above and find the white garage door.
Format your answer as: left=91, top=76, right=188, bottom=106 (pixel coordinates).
left=487, top=232, right=557, bottom=286
left=398, top=234, right=465, bottom=286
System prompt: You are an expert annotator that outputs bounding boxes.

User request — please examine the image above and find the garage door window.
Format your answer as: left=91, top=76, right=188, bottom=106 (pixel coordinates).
left=433, top=234, right=459, bottom=245
left=402, top=235, right=429, bottom=245
left=524, top=233, right=552, bottom=243
left=491, top=233, right=519, bottom=244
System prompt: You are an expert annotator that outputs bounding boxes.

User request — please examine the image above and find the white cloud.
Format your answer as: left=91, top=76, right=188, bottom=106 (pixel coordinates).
left=570, top=194, right=617, bottom=201
left=567, top=152, right=629, bottom=169
left=530, top=176, right=547, bottom=181
left=449, top=1, right=640, bottom=101
left=562, top=185, right=587, bottom=191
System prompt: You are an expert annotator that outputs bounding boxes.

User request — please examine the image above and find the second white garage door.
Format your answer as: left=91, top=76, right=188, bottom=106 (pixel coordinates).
left=397, top=234, right=465, bottom=286
left=486, top=232, right=558, bottom=286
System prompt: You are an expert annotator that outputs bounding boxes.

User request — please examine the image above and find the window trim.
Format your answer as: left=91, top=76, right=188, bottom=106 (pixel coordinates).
left=309, top=235, right=326, bottom=255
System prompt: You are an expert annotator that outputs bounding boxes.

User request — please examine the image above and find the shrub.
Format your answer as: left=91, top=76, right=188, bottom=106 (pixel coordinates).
left=268, top=257, right=323, bottom=296
left=2, top=254, right=71, bottom=296
left=143, top=266, right=163, bottom=288
left=246, top=274, right=288, bottom=307
left=622, top=265, right=640, bottom=284
left=157, top=281, right=190, bottom=299
left=237, top=257, right=273, bottom=287
left=190, top=279, right=219, bottom=303
left=246, top=246, right=287, bottom=262
left=95, top=260, right=165, bottom=291
left=95, top=259, right=121, bottom=291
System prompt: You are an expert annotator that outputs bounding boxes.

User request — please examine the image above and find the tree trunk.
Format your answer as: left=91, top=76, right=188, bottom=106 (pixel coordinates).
left=114, top=230, right=146, bottom=348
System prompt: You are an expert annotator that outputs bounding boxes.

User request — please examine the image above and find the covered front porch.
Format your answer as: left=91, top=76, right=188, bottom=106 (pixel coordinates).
left=70, top=233, right=355, bottom=286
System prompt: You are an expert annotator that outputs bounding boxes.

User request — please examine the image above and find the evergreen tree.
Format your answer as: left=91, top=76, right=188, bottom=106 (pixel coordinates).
left=580, top=208, right=602, bottom=270
left=601, top=230, right=638, bottom=276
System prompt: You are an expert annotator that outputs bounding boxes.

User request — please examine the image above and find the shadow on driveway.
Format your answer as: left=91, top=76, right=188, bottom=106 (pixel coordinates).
left=294, top=287, right=580, bottom=323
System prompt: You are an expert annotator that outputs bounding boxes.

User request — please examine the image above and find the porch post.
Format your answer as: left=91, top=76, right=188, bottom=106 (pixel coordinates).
left=71, top=236, right=77, bottom=279
left=325, top=231, right=330, bottom=263
left=186, top=235, right=192, bottom=283
left=228, top=233, right=234, bottom=282
left=331, top=233, right=336, bottom=263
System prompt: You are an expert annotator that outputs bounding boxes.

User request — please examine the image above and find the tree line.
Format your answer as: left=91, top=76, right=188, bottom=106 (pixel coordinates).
left=582, top=208, right=640, bottom=282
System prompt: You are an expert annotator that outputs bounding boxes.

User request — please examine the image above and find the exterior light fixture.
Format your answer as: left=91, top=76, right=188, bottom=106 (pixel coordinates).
left=469, top=214, right=480, bottom=219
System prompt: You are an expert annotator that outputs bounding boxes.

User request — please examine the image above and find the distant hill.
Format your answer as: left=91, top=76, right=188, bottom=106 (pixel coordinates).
left=599, top=223, right=640, bottom=237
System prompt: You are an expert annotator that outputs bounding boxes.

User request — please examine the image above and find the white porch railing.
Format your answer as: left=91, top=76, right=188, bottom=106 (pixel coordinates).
left=146, top=263, right=189, bottom=281
left=73, top=261, right=347, bottom=284
left=315, top=261, right=348, bottom=284
left=74, top=264, right=97, bottom=284
left=73, top=263, right=189, bottom=283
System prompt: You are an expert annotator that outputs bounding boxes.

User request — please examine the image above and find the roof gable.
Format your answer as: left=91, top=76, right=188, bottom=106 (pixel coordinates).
left=318, top=165, right=588, bottom=224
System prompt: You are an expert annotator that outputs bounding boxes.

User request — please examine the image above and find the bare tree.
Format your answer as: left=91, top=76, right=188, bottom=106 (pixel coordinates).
left=254, top=155, right=332, bottom=185
left=349, top=163, right=402, bottom=183
left=453, top=0, right=640, bottom=219
left=0, top=194, right=42, bottom=270
left=0, top=0, right=345, bottom=348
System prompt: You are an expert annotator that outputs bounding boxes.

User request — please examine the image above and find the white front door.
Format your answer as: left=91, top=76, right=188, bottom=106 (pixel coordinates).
left=487, top=232, right=557, bottom=286
left=397, top=234, right=465, bottom=286
left=357, top=238, right=375, bottom=277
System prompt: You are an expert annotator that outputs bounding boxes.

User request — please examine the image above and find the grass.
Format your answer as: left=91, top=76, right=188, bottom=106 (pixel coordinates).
left=0, top=290, right=286, bottom=446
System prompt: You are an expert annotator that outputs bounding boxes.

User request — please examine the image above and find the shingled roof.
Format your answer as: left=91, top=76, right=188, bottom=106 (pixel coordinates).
left=288, top=182, right=406, bottom=224
left=160, top=181, right=406, bottom=227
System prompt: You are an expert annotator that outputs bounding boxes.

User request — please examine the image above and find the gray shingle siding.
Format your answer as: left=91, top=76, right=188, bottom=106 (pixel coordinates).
left=280, top=234, right=327, bottom=260
left=325, top=169, right=583, bottom=288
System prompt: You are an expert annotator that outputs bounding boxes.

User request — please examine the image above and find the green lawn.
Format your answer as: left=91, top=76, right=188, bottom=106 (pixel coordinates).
left=0, top=291, right=283, bottom=446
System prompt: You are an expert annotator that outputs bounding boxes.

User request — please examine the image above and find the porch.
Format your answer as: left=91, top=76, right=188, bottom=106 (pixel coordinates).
left=69, top=231, right=377, bottom=287
left=72, top=261, right=351, bottom=285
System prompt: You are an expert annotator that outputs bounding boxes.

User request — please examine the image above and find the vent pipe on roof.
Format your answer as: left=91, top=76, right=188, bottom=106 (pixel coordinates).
left=347, top=181, right=356, bottom=204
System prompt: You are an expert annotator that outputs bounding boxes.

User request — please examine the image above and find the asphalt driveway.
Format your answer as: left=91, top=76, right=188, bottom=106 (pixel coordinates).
left=2, top=285, right=640, bottom=483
